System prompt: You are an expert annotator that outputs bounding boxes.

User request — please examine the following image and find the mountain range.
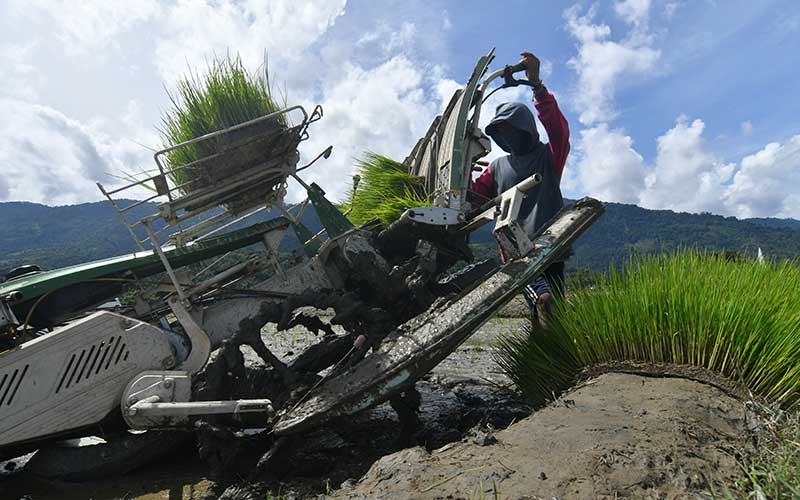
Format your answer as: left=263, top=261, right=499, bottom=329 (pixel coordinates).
left=1, top=199, right=798, bottom=275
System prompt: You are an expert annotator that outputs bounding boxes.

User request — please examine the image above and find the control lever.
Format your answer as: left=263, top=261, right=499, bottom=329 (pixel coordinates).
left=468, top=173, right=542, bottom=219
left=502, top=59, right=534, bottom=88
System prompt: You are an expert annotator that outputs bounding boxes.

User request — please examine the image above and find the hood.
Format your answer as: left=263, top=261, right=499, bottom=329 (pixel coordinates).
left=485, top=102, right=540, bottom=155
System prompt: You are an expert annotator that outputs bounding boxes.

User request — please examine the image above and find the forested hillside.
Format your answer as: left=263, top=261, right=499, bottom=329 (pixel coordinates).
left=1, top=199, right=798, bottom=274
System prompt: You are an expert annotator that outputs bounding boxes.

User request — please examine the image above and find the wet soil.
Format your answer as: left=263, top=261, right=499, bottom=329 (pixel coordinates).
left=334, top=372, right=754, bottom=500
left=0, top=311, right=758, bottom=500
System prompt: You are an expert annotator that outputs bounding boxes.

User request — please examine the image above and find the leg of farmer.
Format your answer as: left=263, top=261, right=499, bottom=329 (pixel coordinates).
left=522, top=262, right=565, bottom=330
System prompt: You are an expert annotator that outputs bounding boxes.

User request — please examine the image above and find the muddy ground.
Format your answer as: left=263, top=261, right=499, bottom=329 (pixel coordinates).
left=0, top=300, right=760, bottom=499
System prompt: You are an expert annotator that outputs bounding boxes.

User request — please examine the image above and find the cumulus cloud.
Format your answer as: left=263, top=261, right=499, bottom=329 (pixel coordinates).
left=296, top=56, right=444, bottom=201
left=614, top=0, right=652, bottom=27
left=572, top=124, right=646, bottom=204
left=358, top=21, right=417, bottom=54
left=724, top=135, right=800, bottom=218
left=0, top=99, right=126, bottom=204
left=570, top=115, right=800, bottom=218
left=153, top=0, right=348, bottom=86
left=1, top=0, right=450, bottom=205
left=564, top=4, right=660, bottom=126
left=640, top=118, right=735, bottom=214
left=0, top=43, right=42, bottom=101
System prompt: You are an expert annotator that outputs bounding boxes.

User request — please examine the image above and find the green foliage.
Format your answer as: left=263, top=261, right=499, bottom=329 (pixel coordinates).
left=344, top=153, right=429, bottom=225
left=495, top=251, right=800, bottom=411
left=160, top=54, right=285, bottom=191
left=3, top=199, right=800, bottom=278
left=567, top=201, right=800, bottom=271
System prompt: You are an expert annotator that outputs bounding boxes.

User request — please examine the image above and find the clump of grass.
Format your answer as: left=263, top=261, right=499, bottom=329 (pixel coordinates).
left=495, top=251, right=800, bottom=411
left=160, top=53, right=286, bottom=192
left=344, top=153, right=430, bottom=225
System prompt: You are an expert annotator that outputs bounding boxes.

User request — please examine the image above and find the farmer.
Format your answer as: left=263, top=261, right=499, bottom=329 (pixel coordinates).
left=472, top=51, right=570, bottom=329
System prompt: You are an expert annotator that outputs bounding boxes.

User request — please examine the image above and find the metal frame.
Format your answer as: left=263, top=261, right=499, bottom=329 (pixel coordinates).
left=97, top=105, right=323, bottom=250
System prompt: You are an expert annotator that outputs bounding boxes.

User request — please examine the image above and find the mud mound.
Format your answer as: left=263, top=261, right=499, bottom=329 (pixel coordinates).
left=333, top=372, right=753, bottom=500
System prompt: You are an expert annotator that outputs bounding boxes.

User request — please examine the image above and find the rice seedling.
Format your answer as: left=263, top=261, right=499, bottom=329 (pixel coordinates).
left=495, top=251, right=800, bottom=411
left=159, top=53, right=286, bottom=194
left=344, top=153, right=430, bottom=225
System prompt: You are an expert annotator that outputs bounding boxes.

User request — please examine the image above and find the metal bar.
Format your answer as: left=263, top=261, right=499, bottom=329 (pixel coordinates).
left=194, top=205, right=269, bottom=242
left=170, top=209, right=236, bottom=243
left=96, top=182, right=146, bottom=251
left=142, top=220, right=188, bottom=303
left=194, top=252, right=232, bottom=279
left=159, top=162, right=289, bottom=219
left=305, top=227, right=327, bottom=245
left=154, top=105, right=308, bottom=158
left=128, top=399, right=273, bottom=418
left=153, top=107, right=308, bottom=183
left=186, top=258, right=257, bottom=298
left=103, top=175, right=159, bottom=196
left=165, top=176, right=282, bottom=228
left=290, top=172, right=311, bottom=190
left=118, top=192, right=163, bottom=214
left=295, top=198, right=310, bottom=221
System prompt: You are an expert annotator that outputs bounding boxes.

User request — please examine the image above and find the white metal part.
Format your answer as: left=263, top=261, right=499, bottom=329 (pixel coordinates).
left=131, top=400, right=273, bottom=420
left=461, top=173, right=542, bottom=235
left=0, top=312, right=175, bottom=447
left=493, top=174, right=542, bottom=259
left=121, top=370, right=191, bottom=429
left=168, top=297, right=210, bottom=374
left=122, top=371, right=272, bottom=429
left=494, top=174, right=541, bottom=231
left=401, top=207, right=464, bottom=226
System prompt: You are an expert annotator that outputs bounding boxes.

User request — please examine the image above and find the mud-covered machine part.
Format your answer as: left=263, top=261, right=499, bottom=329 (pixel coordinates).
left=0, top=50, right=603, bottom=479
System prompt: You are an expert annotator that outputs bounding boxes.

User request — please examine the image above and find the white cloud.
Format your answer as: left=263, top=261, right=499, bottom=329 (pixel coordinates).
left=0, top=0, right=465, bottom=210
left=153, top=0, right=348, bottom=85
left=358, top=21, right=417, bottom=54
left=295, top=56, right=445, bottom=202
left=6, top=0, right=160, bottom=55
left=640, top=118, right=735, bottom=214
left=568, top=115, right=800, bottom=219
left=571, top=124, right=646, bottom=204
left=0, top=43, right=42, bottom=101
left=740, top=120, right=754, bottom=136
left=724, top=135, right=800, bottom=218
left=564, top=4, right=660, bottom=126
left=0, top=99, right=134, bottom=204
left=663, top=2, right=681, bottom=19
left=442, top=11, right=453, bottom=31
left=614, top=0, right=652, bottom=27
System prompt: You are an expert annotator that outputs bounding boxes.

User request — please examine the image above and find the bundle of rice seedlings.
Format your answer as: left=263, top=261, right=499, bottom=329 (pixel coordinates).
left=159, top=54, right=287, bottom=207
left=344, top=153, right=430, bottom=225
left=495, top=251, right=800, bottom=411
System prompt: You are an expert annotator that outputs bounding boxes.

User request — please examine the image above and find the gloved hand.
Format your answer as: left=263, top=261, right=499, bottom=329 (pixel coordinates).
left=520, top=51, right=542, bottom=86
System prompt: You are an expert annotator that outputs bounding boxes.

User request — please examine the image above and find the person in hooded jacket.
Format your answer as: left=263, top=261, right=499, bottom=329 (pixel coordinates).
left=472, top=51, right=570, bottom=329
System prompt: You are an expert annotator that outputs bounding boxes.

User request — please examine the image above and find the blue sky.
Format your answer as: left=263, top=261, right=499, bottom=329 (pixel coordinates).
left=1, top=0, right=798, bottom=218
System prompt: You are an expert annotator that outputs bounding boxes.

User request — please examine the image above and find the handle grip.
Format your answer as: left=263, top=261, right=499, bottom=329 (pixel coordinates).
left=509, top=60, right=527, bottom=74
left=516, top=174, right=542, bottom=192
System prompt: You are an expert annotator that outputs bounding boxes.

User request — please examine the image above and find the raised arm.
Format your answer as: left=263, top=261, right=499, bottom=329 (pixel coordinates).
left=520, top=51, right=570, bottom=176
left=534, top=88, right=570, bottom=176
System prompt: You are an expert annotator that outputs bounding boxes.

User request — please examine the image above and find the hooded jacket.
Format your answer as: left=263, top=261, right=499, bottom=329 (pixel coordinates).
left=473, top=89, right=570, bottom=241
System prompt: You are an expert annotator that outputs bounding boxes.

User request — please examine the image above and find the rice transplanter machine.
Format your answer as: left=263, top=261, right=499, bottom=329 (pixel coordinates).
left=0, top=49, right=602, bottom=477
